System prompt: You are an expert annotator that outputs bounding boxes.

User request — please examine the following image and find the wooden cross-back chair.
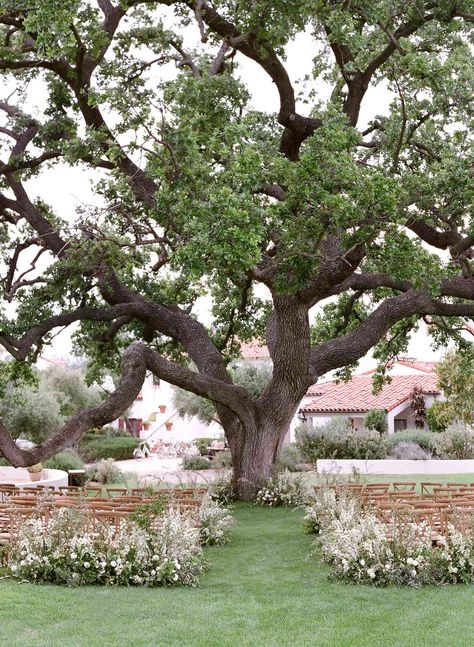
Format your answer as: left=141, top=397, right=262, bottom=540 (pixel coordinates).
left=105, top=487, right=128, bottom=498
left=391, top=482, right=417, bottom=492
left=420, top=482, right=443, bottom=495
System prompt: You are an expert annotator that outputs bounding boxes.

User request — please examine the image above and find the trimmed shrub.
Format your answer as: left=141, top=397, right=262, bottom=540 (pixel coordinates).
left=182, top=455, right=212, bottom=470
left=365, top=409, right=387, bottom=434
left=389, top=430, right=438, bottom=455
left=192, top=437, right=215, bottom=456
left=388, top=441, right=431, bottom=460
left=88, top=458, right=125, bottom=484
left=276, top=443, right=306, bottom=472
left=211, top=450, right=232, bottom=469
left=344, top=430, right=390, bottom=459
left=80, top=436, right=140, bottom=461
left=43, top=451, right=85, bottom=472
left=433, top=426, right=474, bottom=459
left=296, top=421, right=390, bottom=461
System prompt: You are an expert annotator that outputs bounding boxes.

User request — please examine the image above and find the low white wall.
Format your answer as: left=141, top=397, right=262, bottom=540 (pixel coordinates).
left=0, top=467, right=68, bottom=488
left=316, top=459, right=474, bottom=475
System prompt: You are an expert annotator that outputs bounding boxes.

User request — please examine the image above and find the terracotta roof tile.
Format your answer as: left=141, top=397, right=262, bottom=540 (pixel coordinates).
left=301, top=374, right=440, bottom=414
left=360, top=358, right=438, bottom=376
left=240, top=340, right=270, bottom=359
left=395, top=358, right=438, bottom=373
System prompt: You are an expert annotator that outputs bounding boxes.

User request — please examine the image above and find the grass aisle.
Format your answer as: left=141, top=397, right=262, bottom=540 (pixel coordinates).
left=1, top=503, right=474, bottom=647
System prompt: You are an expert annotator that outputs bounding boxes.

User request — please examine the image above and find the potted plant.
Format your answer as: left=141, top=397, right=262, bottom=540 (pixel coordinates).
left=159, top=404, right=167, bottom=414
left=142, top=419, right=152, bottom=431
left=165, top=421, right=173, bottom=431
left=27, top=463, right=43, bottom=482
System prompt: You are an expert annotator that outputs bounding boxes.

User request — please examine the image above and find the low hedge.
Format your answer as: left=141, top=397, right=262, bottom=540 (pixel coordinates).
left=298, top=423, right=474, bottom=462
left=297, top=424, right=390, bottom=461
left=182, top=455, right=212, bottom=470
left=388, top=430, right=439, bottom=455
left=80, top=436, right=140, bottom=462
left=43, top=451, right=85, bottom=472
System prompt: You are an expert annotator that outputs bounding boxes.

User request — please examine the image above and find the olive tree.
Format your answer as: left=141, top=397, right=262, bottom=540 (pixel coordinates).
left=0, top=1, right=473, bottom=497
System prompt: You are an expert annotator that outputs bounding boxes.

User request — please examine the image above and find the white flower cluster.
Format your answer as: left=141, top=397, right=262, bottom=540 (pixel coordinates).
left=8, top=507, right=205, bottom=587
left=255, top=470, right=307, bottom=507
left=306, top=488, right=474, bottom=586
left=198, top=494, right=236, bottom=546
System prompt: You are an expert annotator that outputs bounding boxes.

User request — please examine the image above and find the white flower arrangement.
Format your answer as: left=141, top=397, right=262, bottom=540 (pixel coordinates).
left=255, top=470, right=307, bottom=507
left=306, top=488, right=474, bottom=586
left=8, top=507, right=205, bottom=587
left=198, top=494, right=235, bottom=546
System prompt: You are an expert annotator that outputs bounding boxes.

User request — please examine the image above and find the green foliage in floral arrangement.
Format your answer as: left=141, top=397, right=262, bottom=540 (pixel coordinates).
left=209, top=476, right=235, bottom=506
left=8, top=507, right=204, bottom=587
left=255, top=470, right=308, bottom=507
left=306, top=487, right=474, bottom=586
left=128, top=497, right=168, bottom=530
left=198, top=494, right=235, bottom=546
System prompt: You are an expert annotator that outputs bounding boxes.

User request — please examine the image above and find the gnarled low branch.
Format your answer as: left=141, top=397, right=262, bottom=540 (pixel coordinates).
left=0, top=341, right=254, bottom=467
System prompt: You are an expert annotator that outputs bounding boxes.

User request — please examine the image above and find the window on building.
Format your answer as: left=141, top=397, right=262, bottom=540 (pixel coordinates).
left=394, top=418, right=408, bottom=432
left=152, top=375, right=160, bottom=386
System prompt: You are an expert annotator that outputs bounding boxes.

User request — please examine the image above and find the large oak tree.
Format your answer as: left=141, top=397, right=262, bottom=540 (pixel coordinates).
left=0, top=1, right=473, bottom=497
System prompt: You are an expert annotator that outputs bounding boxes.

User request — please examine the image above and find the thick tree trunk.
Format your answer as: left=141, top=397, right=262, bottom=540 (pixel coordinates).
left=229, top=418, right=289, bottom=500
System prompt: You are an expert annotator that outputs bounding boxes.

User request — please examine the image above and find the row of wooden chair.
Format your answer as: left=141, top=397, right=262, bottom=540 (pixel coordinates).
left=0, top=486, right=208, bottom=547
left=316, top=481, right=474, bottom=539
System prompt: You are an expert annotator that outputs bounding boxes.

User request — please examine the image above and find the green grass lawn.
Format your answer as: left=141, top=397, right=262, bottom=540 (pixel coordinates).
left=303, top=471, right=474, bottom=487
left=2, top=492, right=474, bottom=646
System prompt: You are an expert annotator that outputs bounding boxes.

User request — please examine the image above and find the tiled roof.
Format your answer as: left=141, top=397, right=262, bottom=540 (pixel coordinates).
left=306, top=381, right=332, bottom=396
left=240, top=340, right=270, bottom=359
left=301, top=374, right=440, bottom=414
left=394, top=358, right=438, bottom=373
left=360, top=358, right=438, bottom=376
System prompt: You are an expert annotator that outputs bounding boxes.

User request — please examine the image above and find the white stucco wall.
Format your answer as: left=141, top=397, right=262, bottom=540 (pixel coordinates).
left=0, top=467, right=68, bottom=488
left=112, top=373, right=223, bottom=443
left=387, top=394, right=439, bottom=434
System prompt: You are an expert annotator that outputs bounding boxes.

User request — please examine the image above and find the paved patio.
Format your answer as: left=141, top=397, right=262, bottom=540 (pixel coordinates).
left=114, top=456, right=228, bottom=484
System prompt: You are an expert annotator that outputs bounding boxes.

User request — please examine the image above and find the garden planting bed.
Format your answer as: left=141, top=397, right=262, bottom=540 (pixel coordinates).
left=305, top=481, right=474, bottom=586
